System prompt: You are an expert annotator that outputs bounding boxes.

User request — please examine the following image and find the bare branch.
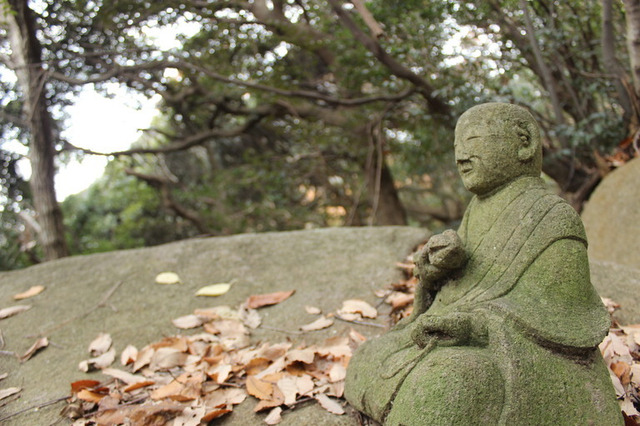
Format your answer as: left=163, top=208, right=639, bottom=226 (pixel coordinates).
left=66, top=115, right=264, bottom=157
left=351, top=0, right=385, bottom=38
left=327, top=0, right=451, bottom=118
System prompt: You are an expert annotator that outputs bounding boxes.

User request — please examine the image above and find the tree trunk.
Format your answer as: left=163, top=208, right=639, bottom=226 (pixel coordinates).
left=367, top=160, right=408, bottom=225
left=5, top=0, right=69, bottom=260
left=624, top=0, right=640, bottom=95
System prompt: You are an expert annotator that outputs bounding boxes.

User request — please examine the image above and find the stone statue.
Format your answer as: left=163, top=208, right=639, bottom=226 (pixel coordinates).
left=344, top=103, right=622, bottom=425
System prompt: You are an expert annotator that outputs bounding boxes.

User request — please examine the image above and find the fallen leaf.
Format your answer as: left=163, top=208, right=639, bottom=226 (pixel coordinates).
left=315, top=393, right=345, bottom=415
left=349, top=329, right=367, bottom=345
left=124, top=381, right=155, bottom=392
left=172, top=314, right=204, bottom=329
left=174, top=406, right=206, bottom=426
left=20, top=337, right=48, bottom=362
left=241, top=308, right=262, bottom=329
left=79, top=348, right=116, bottom=372
left=264, top=406, right=283, bottom=425
left=0, top=305, right=31, bottom=320
left=338, top=299, right=377, bottom=319
left=133, top=346, right=154, bottom=372
left=305, top=305, right=321, bottom=315
left=149, top=347, right=189, bottom=371
left=246, top=290, right=295, bottom=309
left=101, top=368, right=148, bottom=385
left=13, top=285, right=45, bottom=300
left=285, top=348, right=315, bottom=365
left=246, top=375, right=273, bottom=400
left=121, top=344, right=138, bottom=365
left=328, top=363, right=347, bottom=383
left=0, top=373, right=7, bottom=381
left=155, top=272, right=181, bottom=285
left=0, top=387, right=21, bottom=401
left=612, top=361, right=631, bottom=386
left=88, top=333, right=112, bottom=356
left=202, top=408, right=232, bottom=422
left=71, top=380, right=101, bottom=393
left=276, top=376, right=298, bottom=405
left=77, top=389, right=107, bottom=403
left=300, top=316, right=333, bottom=332
left=195, top=283, right=232, bottom=297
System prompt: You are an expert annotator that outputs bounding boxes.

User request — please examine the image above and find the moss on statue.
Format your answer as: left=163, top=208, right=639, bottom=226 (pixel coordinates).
left=344, top=103, right=623, bottom=425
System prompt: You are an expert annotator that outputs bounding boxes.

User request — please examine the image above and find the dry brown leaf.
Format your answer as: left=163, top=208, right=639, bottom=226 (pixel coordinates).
left=20, top=337, right=48, bottom=362
left=338, top=299, right=377, bottom=319
left=133, top=346, right=154, bottom=372
left=315, top=393, right=345, bottom=415
left=101, top=368, right=147, bottom=385
left=202, top=408, right=232, bottom=422
left=120, top=344, right=138, bottom=365
left=305, top=305, right=321, bottom=315
left=124, top=381, right=155, bottom=393
left=0, top=305, right=31, bottom=320
left=172, top=314, right=204, bottom=329
left=246, top=290, right=295, bottom=309
left=0, top=373, right=7, bottom=381
left=300, top=316, right=333, bottom=332
left=349, top=328, right=367, bottom=345
left=328, top=363, right=347, bottom=383
left=79, top=348, right=116, bottom=372
left=70, top=380, right=101, bottom=393
left=385, top=292, right=413, bottom=309
left=208, top=363, right=232, bottom=384
left=245, top=357, right=271, bottom=376
left=88, top=333, right=112, bottom=356
left=195, top=305, right=240, bottom=321
left=285, top=348, right=315, bottom=365
left=150, top=379, right=185, bottom=401
left=174, top=406, right=206, bottom=426
left=149, top=347, right=189, bottom=371
left=13, top=285, right=45, bottom=300
left=612, top=361, right=632, bottom=386
left=241, top=308, right=262, bottom=329
left=77, top=389, right=107, bottom=403
left=276, top=376, right=299, bottom=405
left=246, top=375, right=273, bottom=400
left=0, top=387, right=21, bottom=401
left=264, top=406, right=283, bottom=425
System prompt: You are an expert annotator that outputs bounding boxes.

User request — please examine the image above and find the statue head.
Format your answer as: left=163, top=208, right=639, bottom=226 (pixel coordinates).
left=454, top=103, right=542, bottom=196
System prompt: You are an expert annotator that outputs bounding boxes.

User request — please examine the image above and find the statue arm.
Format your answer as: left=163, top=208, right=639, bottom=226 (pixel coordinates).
left=491, top=238, right=610, bottom=350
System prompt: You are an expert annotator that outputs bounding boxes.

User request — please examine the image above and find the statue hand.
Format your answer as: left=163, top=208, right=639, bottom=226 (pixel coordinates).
left=426, top=229, right=467, bottom=270
left=410, top=312, right=487, bottom=348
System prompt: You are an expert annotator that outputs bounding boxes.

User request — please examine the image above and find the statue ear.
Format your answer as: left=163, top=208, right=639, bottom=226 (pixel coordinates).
left=516, top=124, right=536, bottom=162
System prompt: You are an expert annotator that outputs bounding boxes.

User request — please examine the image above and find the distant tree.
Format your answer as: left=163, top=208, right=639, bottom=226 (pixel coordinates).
left=1, top=0, right=69, bottom=260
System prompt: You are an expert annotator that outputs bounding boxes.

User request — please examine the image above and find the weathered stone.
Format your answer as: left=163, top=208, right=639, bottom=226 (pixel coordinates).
left=582, top=157, right=640, bottom=269
left=344, top=103, right=622, bottom=425
left=0, top=226, right=428, bottom=425
left=591, top=260, right=640, bottom=325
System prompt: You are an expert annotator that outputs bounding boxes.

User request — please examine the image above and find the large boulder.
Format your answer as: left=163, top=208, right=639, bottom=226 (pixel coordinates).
left=582, top=157, right=640, bottom=268
left=0, top=226, right=428, bottom=425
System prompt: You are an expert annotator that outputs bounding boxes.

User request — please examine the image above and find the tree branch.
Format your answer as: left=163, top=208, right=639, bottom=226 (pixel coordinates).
left=326, top=0, right=451, bottom=118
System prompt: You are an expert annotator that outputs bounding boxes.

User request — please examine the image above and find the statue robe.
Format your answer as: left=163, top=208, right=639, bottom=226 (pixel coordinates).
left=345, top=177, right=622, bottom=425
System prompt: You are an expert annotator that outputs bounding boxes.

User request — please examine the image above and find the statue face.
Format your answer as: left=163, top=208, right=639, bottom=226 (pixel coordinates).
left=454, top=118, right=522, bottom=196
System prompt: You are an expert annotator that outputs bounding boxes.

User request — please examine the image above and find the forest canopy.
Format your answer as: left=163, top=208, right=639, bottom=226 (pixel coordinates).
left=1, top=0, right=639, bottom=270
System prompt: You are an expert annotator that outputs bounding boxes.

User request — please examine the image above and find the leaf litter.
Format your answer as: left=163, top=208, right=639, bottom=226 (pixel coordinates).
left=13, top=285, right=45, bottom=300
left=67, top=294, right=363, bottom=425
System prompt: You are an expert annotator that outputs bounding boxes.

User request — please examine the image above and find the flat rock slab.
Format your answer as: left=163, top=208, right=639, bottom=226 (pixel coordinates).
left=0, top=226, right=428, bottom=425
